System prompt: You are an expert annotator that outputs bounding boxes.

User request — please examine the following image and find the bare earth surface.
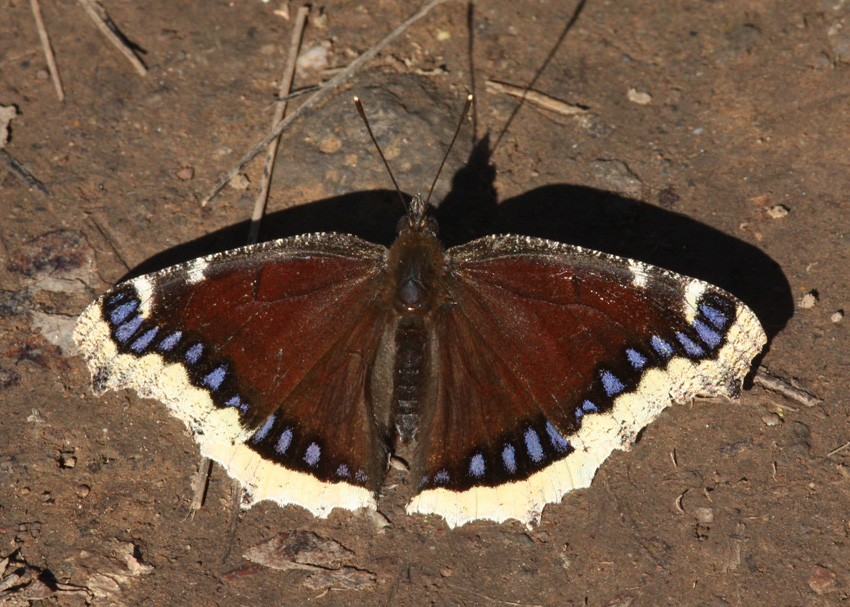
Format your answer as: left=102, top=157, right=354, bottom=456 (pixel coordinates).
left=1, top=0, right=848, bottom=605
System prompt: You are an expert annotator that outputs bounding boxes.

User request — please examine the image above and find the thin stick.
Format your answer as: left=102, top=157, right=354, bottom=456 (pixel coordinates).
left=77, top=0, right=147, bottom=77
left=248, top=5, right=310, bottom=245
left=201, top=0, right=451, bottom=206
left=1, top=150, right=49, bottom=195
left=30, top=0, right=64, bottom=102
left=827, top=441, right=850, bottom=458
left=753, top=368, right=821, bottom=407
left=486, top=80, right=587, bottom=117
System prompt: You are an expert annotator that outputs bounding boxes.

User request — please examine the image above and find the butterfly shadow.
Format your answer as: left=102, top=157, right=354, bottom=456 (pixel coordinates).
left=129, top=137, right=791, bottom=344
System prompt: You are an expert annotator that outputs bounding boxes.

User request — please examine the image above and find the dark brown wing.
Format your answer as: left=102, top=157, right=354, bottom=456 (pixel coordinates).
left=75, top=233, right=392, bottom=517
left=408, top=235, right=765, bottom=527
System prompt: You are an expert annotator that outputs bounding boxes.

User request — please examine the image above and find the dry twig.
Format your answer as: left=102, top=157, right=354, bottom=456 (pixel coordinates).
left=486, top=79, right=587, bottom=116
left=754, top=368, right=821, bottom=407
left=77, top=0, right=147, bottom=76
left=29, top=0, right=64, bottom=101
left=249, top=4, right=310, bottom=244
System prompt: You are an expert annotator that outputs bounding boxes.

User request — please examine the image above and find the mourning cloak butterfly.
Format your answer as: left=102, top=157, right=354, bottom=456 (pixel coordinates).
left=74, top=186, right=766, bottom=529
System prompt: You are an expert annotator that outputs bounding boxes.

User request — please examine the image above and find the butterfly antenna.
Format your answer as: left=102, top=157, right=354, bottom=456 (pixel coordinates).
left=425, top=94, right=473, bottom=205
left=355, top=96, right=408, bottom=213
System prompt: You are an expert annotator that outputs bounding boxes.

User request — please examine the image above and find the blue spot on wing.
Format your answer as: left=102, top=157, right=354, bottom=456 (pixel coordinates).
left=110, top=300, right=138, bottom=325
left=700, top=304, right=728, bottom=329
left=693, top=319, right=723, bottom=349
left=185, top=343, right=203, bottom=364
left=676, top=332, right=704, bottom=357
left=130, top=327, right=159, bottom=353
left=107, top=292, right=127, bottom=306
left=434, top=469, right=450, bottom=484
left=576, top=400, right=598, bottom=420
left=251, top=415, right=275, bottom=442
left=304, top=443, right=321, bottom=467
left=275, top=428, right=292, bottom=454
left=115, top=315, right=143, bottom=342
left=651, top=335, right=674, bottom=358
left=469, top=453, right=485, bottom=478
left=600, top=370, right=625, bottom=397
left=336, top=464, right=350, bottom=478
left=202, top=365, right=227, bottom=391
left=545, top=421, right=570, bottom=453
left=524, top=428, right=544, bottom=463
left=626, top=348, right=647, bottom=370
left=502, top=444, right=517, bottom=473
left=225, top=395, right=248, bottom=413
left=158, top=331, right=182, bottom=352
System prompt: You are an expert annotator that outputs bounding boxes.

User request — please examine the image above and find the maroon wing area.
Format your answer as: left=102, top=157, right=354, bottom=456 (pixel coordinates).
left=416, top=235, right=748, bottom=491
left=96, top=234, right=392, bottom=490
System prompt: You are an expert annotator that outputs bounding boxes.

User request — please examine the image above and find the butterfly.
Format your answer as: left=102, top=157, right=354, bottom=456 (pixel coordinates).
left=73, top=182, right=766, bottom=528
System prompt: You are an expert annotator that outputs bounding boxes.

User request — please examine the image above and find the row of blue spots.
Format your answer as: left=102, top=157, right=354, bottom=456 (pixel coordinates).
left=575, top=400, right=598, bottom=420
left=249, top=421, right=367, bottom=483
left=466, top=422, right=573, bottom=479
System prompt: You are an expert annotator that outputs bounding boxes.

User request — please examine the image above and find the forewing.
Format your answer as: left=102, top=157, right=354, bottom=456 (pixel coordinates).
left=408, top=235, right=766, bottom=527
left=74, top=233, right=391, bottom=517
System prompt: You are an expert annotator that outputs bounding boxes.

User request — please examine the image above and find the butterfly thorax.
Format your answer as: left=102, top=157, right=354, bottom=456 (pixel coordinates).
left=384, top=218, right=445, bottom=446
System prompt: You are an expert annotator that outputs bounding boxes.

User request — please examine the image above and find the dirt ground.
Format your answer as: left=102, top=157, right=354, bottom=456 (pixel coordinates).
left=1, top=0, right=848, bottom=604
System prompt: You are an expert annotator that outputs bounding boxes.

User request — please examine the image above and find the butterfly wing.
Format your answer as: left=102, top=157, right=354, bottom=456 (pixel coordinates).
left=74, top=233, right=393, bottom=517
left=408, top=235, right=766, bottom=527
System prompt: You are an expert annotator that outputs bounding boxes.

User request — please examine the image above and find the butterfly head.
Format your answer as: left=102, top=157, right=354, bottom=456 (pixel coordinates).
left=398, top=194, right=439, bottom=237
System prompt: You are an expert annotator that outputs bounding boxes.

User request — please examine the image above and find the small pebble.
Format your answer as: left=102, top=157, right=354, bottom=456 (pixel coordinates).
left=831, top=310, right=844, bottom=323
left=762, top=412, right=781, bottom=426
left=176, top=166, right=195, bottom=180
left=627, top=88, right=652, bottom=105
left=229, top=173, right=250, bottom=190
left=808, top=565, right=836, bottom=595
left=693, top=507, right=714, bottom=524
left=318, top=135, right=341, bottom=154
left=799, top=291, right=818, bottom=309
left=76, top=484, right=91, bottom=498
left=767, top=204, right=789, bottom=219
left=60, top=454, right=77, bottom=469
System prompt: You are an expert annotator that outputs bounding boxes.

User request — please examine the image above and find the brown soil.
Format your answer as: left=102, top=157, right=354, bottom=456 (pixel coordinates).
left=1, top=0, right=848, bottom=605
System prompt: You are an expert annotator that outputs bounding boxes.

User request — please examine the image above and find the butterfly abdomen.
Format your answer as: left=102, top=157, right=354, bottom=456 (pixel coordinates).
left=392, top=318, right=429, bottom=442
